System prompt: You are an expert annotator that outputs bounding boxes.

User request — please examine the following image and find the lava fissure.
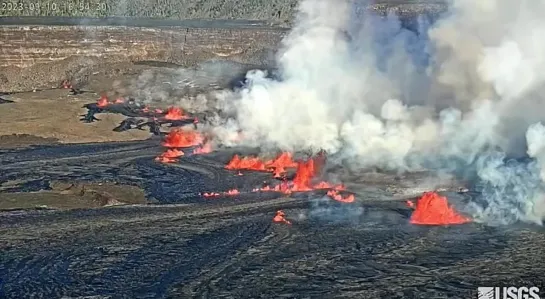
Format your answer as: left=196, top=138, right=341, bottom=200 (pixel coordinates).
left=409, top=192, right=471, bottom=225
left=80, top=93, right=474, bottom=226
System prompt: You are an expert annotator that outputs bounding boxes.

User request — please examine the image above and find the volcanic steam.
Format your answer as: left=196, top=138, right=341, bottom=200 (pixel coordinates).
left=209, top=0, right=545, bottom=225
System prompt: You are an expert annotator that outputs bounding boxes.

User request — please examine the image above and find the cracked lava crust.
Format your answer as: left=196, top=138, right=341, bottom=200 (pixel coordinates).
left=0, top=87, right=544, bottom=299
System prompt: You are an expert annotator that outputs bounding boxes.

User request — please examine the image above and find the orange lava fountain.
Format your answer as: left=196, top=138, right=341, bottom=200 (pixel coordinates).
left=162, top=129, right=203, bottom=148
left=409, top=192, right=471, bottom=225
left=164, top=107, right=188, bottom=121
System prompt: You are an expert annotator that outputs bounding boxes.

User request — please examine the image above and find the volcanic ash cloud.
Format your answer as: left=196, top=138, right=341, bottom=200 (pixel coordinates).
left=214, top=0, right=545, bottom=225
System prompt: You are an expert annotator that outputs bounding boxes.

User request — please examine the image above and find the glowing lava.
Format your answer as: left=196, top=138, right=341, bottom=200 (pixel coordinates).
left=225, top=154, right=266, bottom=171
left=155, top=149, right=184, bottom=163
left=289, top=155, right=340, bottom=191
left=273, top=210, right=291, bottom=224
left=292, top=159, right=316, bottom=191
left=202, top=189, right=240, bottom=198
left=265, top=152, right=298, bottom=177
left=96, top=95, right=109, bottom=108
left=164, top=107, right=188, bottom=120
left=193, top=142, right=212, bottom=154
left=326, top=190, right=355, bottom=203
left=266, top=152, right=297, bottom=167
left=114, top=97, right=125, bottom=104
left=410, top=192, right=471, bottom=225
left=225, top=189, right=240, bottom=195
left=162, top=129, right=203, bottom=148
left=224, top=152, right=299, bottom=175
left=225, top=153, right=345, bottom=195
left=202, top=192, right=221, bottom=197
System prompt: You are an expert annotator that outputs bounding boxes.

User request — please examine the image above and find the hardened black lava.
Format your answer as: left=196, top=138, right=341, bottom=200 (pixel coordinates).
left=81, top=101, right=197, bottom=134
left=0, top=97, right=13, bottom=104
left=1, top=139, right=544, bottom=298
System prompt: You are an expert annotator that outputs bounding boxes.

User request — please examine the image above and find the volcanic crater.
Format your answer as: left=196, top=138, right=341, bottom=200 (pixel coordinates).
left=1, top=8, right=545, bottom=299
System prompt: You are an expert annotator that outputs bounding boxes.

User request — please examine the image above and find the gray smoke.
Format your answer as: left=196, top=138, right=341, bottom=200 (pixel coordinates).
left=211, top=0, right=545, bottom=225
left=116, top=60, right=257, bottom=113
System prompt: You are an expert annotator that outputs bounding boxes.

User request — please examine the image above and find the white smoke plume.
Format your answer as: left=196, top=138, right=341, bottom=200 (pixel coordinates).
left=114, top=60, right=257, bottom=113
left=211, top=0, right=545, bottom=225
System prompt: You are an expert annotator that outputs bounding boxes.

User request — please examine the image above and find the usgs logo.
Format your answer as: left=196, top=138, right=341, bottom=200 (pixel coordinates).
left=478, top=287, right=540, bottom=299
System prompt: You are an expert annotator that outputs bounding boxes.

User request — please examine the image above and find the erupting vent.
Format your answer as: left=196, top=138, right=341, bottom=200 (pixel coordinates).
left=80, top=92, right=473, bottom=226
left=409, top=192, right=470, bottom=225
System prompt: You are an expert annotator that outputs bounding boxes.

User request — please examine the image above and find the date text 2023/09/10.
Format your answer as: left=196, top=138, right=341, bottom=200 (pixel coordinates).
left=0, top=2, right=107, bottom=13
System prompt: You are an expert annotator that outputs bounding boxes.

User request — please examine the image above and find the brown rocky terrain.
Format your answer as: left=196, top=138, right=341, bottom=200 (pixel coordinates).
left=0, top=89, right=151, bottom=143
left=0, top=1, right=448, bottom=93
left=0, top=23, right=285, bottom=92
left=0, top=181, right=148, bottom=210
left=0, top=0, right=447, bottom=24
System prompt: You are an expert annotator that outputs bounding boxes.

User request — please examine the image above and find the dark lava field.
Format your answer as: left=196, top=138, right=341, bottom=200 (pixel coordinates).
left=0, top=131, right=544, bottom=298
left=1, top=3, right=545, bottom=297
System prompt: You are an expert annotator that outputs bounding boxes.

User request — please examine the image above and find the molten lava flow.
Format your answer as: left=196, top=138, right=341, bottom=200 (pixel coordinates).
left=159, top=149, right=185, bottom=158
left=222, top=153, right=347, bottom=197
left=162, top=129, right=203, bottom=148
left=203, top=192, right=221, bottom=197
left=225, top=152, right=299, bottom=175
left=96, top=95, right=109, bottom=108
left=265, top=152, right=298, bottom=169
left=326, top=190, right=355, bottom=203
left=292, top=159, right=315, bottom=191
left=164, top=107, right=188, bottom=120
left=313, top=181, right=345, bottom=190
left=235, top=153, right=346, bottom=194
left=410, top=192, right=471, bottom=225
left=155, top=149, right=184, bottom=163
left=265, top=152, right=298, bottom=177
left=114, top=97, right=125, bottom=104
left=406, top=200, right=415, bottom=208
left=290, top=156, right=335, bottom=191
left=225, top=189, right=240, bottom=195
left=273, top=210, right=291, bottom=224
left=225, top=155, right=266, bottom=171
left=155, top=156, right=177, bottom=163
left=193, top=142, right=212, bottom=154
left=201, top=189, right=240, bottom=198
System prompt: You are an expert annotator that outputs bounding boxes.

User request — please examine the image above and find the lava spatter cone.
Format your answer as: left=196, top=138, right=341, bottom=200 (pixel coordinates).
left=273, top=210, right=291, bottom=224
left=162, top=129, right=203, bottom=148
left=164, top=106, right=189, bottom=120
left=225, top=154, right=267, bottom=171
left=410, top=192, right=471, bottom=225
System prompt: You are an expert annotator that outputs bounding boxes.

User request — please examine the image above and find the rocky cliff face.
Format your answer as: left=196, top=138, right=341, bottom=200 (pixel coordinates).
left=0, top=0, right=447, bottom=25
left=0, top=24, right=286, bottom=92
left=0, top=25, right=286, bottom=68
left=0, top=1, right=447, bottom=92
